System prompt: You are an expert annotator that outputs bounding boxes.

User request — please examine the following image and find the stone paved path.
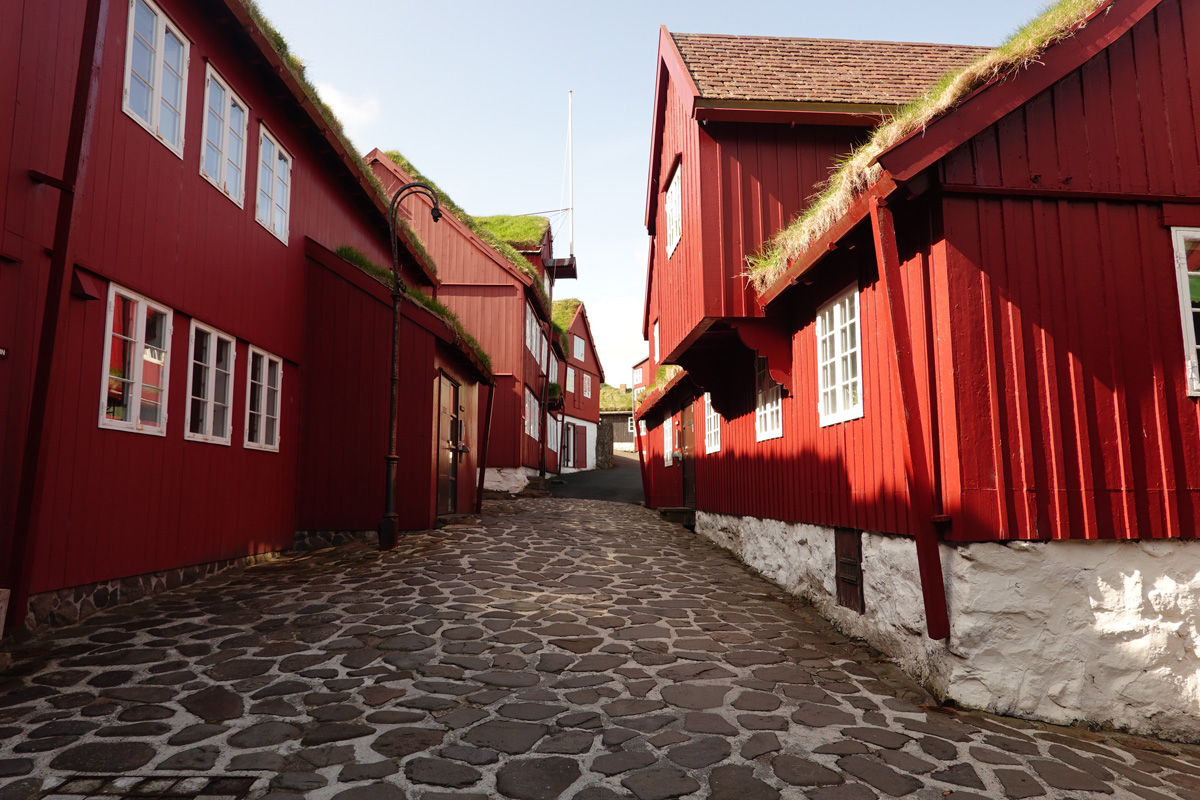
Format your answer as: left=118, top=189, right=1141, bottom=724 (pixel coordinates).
left=1, top=498, right=1199, bottom=800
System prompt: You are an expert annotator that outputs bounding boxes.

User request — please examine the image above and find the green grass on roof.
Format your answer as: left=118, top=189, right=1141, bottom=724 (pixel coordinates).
left=551, top=298, right=581, bottom=350
left=383, top=150, right=550, bottom=314
left=335, top=246, right=491, bottom=372
left=600, top=383, right=635, bottom=412
left=475, top=216, right=550, bottom=250
left=238, top=1, right=437, bottom=279
left=746, top=0, right=1110, bottom=294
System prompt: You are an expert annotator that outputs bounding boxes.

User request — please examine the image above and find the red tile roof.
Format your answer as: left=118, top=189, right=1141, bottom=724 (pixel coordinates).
left=671, top=33, right=991, bottom=106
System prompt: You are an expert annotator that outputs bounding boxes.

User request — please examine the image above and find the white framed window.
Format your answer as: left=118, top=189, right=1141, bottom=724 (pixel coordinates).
left=524, top=387, right=541, bottom=440
left=816, top=284, right=864, bottom=426
left=633, top=367, right=643, bottom=385
left=583, top=374, right=592, bottom=399
left=567, top=367, right=576, bottom=393
left=539, top=330, right=549, bottom=373
left=1172, top=227, right=1200, bottom=395
left=755, top=356, right=783, bottom=441
left=663, top=418, right=673, bottom=466
left=628, top=416, right=635, bottom=433
left=704, top=392, right=721, bottom=454
left=665, top=167, right=682, bottom=257
left=185, top=320, right=235, bottom=444
left=200, top=65, right=247, bottom=206
left=573, top=334, right=585, bottom=361
left=525, top=302, right=537, bottom=355
left=100, top=284, right=173, bottom=435
left=255, top=126, right=292, bottom=243
left=549, top=352, right=559, bottom=385
left=122, top=0, right=188, bottom=156
left=245, top=346, right=282, bottom=451
left=653, top=323, right=660, bottom=365
left=639, top=420, right=647, bottom=435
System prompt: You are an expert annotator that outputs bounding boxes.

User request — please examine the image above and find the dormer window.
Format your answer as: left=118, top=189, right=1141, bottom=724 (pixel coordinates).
left=665, top=167, right=682, bottom=257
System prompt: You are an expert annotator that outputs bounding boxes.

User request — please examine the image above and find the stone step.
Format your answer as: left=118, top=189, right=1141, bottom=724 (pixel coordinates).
left=658, top=507, right=695, bottom=528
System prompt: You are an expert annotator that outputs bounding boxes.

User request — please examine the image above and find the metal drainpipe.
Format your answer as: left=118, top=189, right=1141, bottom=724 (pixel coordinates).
left=8, top=0, right=110, bottom=631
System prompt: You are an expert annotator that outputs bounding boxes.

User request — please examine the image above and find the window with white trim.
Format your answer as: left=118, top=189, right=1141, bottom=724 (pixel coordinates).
left=566, top=367, right=576, bottom=393
left=1172, top=228, right=1200, bottom=395
left=185, top=321, right=235, bottom=444
left=255, top=126, right=292, bottom=243
left=816, top=284, right=864, bottom=426
left=549, top=352, right=559, bottom=385
left=665, top=167, right=682, bottom=257
left=525, top=302, right=537, bottom=355
left=245, top=346, right=282, bottom=451
left=573, top=334, right=585, bottom=361
left=101, top=284, right=173, bottom=434
left=628, top=416, right=635, bottom=433
left=524, top=387, right=541, bottom=440
left=653, top=322, right=660, bottom=365
left=755, top=356, right=783, bottom=441
left=123, top=0, right=188, bottom=155
left=633, top=367, right=643, bottom=385
left=663, top=418, right=673, bottom=466
left=539, top=330, right=548, bottom=373
left=200, top=65, right=247, bottom=205
left=639, top=420, right=647, bottom=435
left=704, top=393, right=721, bottom=454
left=583, top=374, right=592, bottom=399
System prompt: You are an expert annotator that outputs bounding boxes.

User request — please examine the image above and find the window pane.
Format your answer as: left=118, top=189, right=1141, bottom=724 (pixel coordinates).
left=128, top=73, right=153, bottom=123
left=267, top=358, right=280, bottom=390
left=144, top=308, right=167, bottom=349
left=213, top=403, right=228, bottom=438
left=207, top=80, right=225, bottom=117
left=204, top=143, right=221, bottom=181
left=215, top=338, right=231, bottom=371
left=159, top=103, right=180, bottom=146
left=265, top=415, right=276, bottom=446
left=251, top=352, right=263, bottom=384
left=134, top=0, right=156, bottom=42
left=162, top=29, right=184, bottom=73
left=189, top=397, right=205, bottom=434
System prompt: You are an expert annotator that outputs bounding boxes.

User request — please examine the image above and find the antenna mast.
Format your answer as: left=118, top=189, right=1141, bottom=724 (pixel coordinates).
left=568, top=90, right=574, bottom=257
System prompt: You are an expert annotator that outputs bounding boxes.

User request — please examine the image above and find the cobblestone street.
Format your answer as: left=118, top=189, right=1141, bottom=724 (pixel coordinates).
left=1, top=498, right=1199, bottom=799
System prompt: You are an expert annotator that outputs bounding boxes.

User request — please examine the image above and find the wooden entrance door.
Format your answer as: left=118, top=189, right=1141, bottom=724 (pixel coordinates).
left=436, top=372, right=460, bottom=515
left=680, top=405, right=696, bottom=508
left=562, top=423, right=574, bottom=468
left=574, top=425, right=587, bottom=469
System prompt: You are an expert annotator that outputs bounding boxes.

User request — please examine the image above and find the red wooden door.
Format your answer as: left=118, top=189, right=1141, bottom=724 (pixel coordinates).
left=574, top=426, right=587, bottom=469
left=680, top=404, right=696, bottom=508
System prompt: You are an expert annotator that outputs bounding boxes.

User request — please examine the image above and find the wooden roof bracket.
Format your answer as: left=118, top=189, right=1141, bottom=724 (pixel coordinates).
left=870, top=196, right=950, bottom=641
left=730, top=319, right=792, bottom=387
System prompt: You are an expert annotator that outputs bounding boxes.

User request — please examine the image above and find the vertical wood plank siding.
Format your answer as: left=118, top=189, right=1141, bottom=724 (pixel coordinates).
left=1, top=0, right=481, bottom=599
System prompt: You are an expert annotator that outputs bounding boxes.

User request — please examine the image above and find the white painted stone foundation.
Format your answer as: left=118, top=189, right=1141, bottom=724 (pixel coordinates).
left=696, top=510, right=1200, bottom=743
left=483, top=467, right=534, bottom=493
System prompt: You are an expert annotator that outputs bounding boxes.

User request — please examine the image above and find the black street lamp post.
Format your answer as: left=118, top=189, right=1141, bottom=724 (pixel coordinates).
left=380, top=181, right=441, bottom=550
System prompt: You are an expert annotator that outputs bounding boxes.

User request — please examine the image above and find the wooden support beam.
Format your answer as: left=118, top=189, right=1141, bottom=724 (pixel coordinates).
left=870, top=198, right=950, bottom=640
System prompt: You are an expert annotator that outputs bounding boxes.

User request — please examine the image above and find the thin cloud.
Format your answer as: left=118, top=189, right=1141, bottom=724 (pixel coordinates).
left=314, top=81, right=381, bottom=148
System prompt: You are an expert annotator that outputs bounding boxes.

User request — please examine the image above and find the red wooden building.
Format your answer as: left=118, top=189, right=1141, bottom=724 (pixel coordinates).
left=367, top=151, right=575, bottom=491
left=553, top=299, right=606, bottom=471
left=0, top=0, right=490, bottom=631
left=637, top=1, right=1200, bottom=741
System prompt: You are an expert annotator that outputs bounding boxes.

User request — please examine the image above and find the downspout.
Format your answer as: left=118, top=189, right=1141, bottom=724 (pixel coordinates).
left=475, top=381, right=495, bottom=514
left=538, top=311, right=550, bottom=479
left=8, top=0, right=110, bottom=630
left=869, top=196, right=950, bottom=640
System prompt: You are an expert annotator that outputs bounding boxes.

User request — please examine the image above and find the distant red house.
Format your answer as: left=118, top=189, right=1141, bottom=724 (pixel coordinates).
left=637, top=1, right=1200, bottom=742
left=554, top=299, right=605, bottom=471
left=0, top=0, right=489, bottom=631
left=366, top=151, right=574, bottom=492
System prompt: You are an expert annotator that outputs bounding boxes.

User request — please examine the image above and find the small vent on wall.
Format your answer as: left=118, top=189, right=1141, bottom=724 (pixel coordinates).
left=835, top=528, right=864, bottom=613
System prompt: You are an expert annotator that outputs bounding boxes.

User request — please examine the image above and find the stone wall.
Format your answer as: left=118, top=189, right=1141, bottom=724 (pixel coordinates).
left=483, top=467, right=531, bottom=493
left=292, top=529, right=379, bottom=552
left=596, top=419, right=614, bottom=469
left=695, top=510, right=1200, bottom=743
left=24, top=551, right=280, bottom=632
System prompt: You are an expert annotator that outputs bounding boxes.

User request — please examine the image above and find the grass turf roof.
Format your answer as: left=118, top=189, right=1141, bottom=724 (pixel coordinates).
left=335, top=246, right=492, bottom=372
left=382, top=150, right=551, bottom=314
left=746, top=0, right=1111, bottom=294
left=600, top=383, right=635, bottom=412
left=551, top=298, right=582, bottom=350
left=237, top=1, right=438, bottom=280
left=475, top=215, right=551, bottom=250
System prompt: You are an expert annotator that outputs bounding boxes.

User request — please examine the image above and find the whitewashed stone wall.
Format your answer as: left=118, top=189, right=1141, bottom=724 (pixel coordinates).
left=483, top=467, right=531, bottom=493
left=695, top=510, right=1200, bottom=743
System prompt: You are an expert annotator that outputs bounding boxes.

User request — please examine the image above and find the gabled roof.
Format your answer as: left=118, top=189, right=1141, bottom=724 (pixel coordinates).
left=554, top=299, right=606, bottom=383
left=671, top=33, right=988, bottom=105
left=476, top=216, right=551, bottom=252
left=756, top=0, right=1159, bottom=304
left=221, top=1, right=438, bottom=286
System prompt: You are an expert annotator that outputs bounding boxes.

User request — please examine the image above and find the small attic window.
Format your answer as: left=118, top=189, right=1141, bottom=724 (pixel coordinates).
left=665, top=166, right=682, bottom=258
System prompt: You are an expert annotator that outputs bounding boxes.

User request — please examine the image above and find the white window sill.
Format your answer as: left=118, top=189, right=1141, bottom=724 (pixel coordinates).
left=244, top=441, right=280, bottom=453
left=99, top=419, right=168, bottom=436
left=819, top=406, right=865, bottom=428
left=184, top=432, right=232, bottom=446
left=122, top=105, right=184, bottom=159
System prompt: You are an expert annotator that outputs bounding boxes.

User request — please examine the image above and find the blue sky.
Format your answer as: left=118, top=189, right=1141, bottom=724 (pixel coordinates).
left=258, top=0, right=1053, bottom=379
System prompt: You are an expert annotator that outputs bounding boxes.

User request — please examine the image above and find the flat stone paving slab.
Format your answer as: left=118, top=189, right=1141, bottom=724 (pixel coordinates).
left=0, top=498, right=1199, bottom=799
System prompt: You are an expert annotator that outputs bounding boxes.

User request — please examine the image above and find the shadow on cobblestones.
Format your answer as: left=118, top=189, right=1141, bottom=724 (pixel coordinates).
left=1, top=498, right=1198, bottom=799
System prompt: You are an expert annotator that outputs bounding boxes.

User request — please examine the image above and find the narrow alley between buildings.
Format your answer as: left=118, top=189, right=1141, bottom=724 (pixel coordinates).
left=0, top=498, right=1197, bottom=800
